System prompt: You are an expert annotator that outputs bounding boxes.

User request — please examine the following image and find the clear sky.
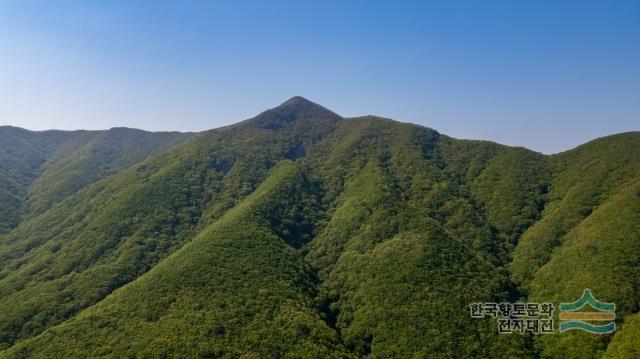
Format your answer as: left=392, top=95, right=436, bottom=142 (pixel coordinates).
left=0, top=0, right=638, bottom=153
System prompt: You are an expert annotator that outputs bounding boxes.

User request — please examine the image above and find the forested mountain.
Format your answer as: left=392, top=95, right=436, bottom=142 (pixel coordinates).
left=0, top=97, right=637, bottom=358
left=0, top=126, right=192, bottom=234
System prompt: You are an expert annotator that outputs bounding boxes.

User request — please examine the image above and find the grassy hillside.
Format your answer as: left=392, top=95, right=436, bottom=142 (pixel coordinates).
left=0, top=99, right=637, bottom=357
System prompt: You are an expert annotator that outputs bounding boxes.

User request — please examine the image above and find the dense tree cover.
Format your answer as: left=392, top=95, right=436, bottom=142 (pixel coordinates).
left=511, top=133, right=640, bottom=288
left=0, top=98, right=340, bottom=351
left=513, top=134, right=640, bottom=358
left=604, top=312, right=640, bottom=358
left=4, top=162, right=351, bottom=358
left=306, top=119, right=538, bottom=357
left=0, top=126, right=191, bottom=233
left=25, top=127, right=192, bottom=216
left=0, top=126, right=74, bottom=233
left=0, top=98, right=638, bottom=357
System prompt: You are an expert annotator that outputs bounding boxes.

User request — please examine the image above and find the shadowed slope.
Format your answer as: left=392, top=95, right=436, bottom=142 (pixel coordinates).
left=0, top=126, right=192, bottom=233
left=3, top=161, right=351, bottom=358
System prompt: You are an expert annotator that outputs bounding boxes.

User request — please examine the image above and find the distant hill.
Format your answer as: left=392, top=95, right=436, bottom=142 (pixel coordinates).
left=0, top=98, right=637, bottom=358
left=0, top=126, right=192, bottom=233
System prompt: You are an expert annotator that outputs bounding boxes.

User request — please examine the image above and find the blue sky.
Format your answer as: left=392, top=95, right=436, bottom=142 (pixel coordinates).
left=0, top=0, right=638, bottom=153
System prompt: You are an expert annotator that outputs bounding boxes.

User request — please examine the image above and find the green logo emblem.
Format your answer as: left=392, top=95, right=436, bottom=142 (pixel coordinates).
left=559, top=289, right=615, bottom=334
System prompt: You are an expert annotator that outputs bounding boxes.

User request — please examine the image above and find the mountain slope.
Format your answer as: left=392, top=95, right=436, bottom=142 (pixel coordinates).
left=25, top=127, right=192, bottom=217
left=0, top=98, right=341, bottom=350
left=0, top=126, right=192, bottom=233
left=0, top=98, right=638, bottom=358
left=509, top=132, right=640, bottom=358
left=0, top=127, right=74, bottom=233
left=5, top=161, right=351, bottom=358
left=305, top=118, right=544, bottom=357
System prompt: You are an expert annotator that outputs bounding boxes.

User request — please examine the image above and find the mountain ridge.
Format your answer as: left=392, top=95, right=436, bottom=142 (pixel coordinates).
left=0, top=98, right=638, bottom=358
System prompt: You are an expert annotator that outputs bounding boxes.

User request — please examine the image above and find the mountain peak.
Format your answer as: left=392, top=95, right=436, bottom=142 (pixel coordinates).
left=280, top=96, right=313, bottom=108
left=243, top=96, right=342, bottom=130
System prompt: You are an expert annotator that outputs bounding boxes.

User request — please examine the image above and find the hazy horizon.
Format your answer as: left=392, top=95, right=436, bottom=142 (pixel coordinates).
left=3, top=94, right=639, bottom=155
left=1, top=1, right=638, bottom=154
